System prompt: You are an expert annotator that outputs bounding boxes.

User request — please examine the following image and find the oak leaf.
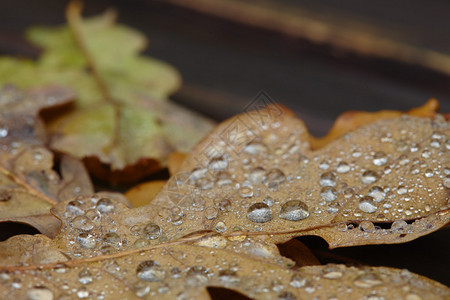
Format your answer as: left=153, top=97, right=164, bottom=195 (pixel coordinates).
left=0, top=85, right=94, bottom=238
left=0, top=193, right=448, bottom=299
left=0, top=3, right=215, bottom=183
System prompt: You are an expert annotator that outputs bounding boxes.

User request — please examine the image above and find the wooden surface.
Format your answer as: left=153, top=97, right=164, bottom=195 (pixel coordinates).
left=0, top=0, right=449, bottom=286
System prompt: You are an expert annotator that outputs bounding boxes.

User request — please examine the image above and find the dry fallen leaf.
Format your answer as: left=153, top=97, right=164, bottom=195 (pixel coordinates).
left=0, top=85, right=94, bottom=238
left=0, top=3, right=215, bottom=184
left=0, top=194, right=448, bottom=299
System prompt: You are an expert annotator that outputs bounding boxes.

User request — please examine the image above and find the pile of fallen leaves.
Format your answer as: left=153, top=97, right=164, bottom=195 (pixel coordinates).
left=0, top=2, right=449, bottom=300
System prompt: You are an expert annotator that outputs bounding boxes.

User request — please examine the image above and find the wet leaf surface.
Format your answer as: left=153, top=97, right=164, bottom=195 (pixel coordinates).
left=0, top=86, right=93, bottom=237
left=144, top=104, right=449, bottom=248
left=0, top=193, right=448, bottom=299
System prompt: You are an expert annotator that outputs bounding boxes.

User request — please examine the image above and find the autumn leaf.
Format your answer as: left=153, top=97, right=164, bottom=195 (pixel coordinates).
left=137, top=103, right=450, bottom=249
left=0, top=85, right=94, bottom=238
left=0, top=2, right=215, bottom=183
left=0, top=194, right=448, bottom=299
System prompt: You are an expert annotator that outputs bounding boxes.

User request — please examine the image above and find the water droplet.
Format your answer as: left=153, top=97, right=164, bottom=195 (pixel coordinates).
left=26, top=287, right=53, bottom=300
left=218, top=269, right=239, bottom=284
left=0, top=125, right=8, bottom=138
left=208, top=156, right=228, bottom=171
left=204, top=206, right=218, bottom=220
left=361, top=170, right=378, bottom=184
left=443, top=175, right=450, bottom=188
left=215, top=221, right=227, bottom=232
left=216, top=171, right=232, bottom=186
left=337, top=161, right=350, bottom=173
left=390, top=220, right=407, bottom=231
left=373, top=151, right=387, bottom=166
left=359, top=220, right=375, bottom=232
left=320, top=187, right=337, bottom=202
left=337, top=223, right=348, bottom=232
left=103, top=232, right=122, bottom=248
left=266, top=169, right=286, bottom=190
left=96, top=198, right=114, bottom=213
left=77, top=233, right=96, bottom=249
left=248, top=167, right=266, bottom=184
left=319, top=160, right=330, bottom=170
left=85, top=209, right=101, bottom=221
left=172, top=214, right=184, bottom=226
left=243, top=142, right=267, bottom=155
left=247, top=202, right=273, bottom=223
left=239, top=185, right=254, bottom=198
left=134, top=282, right=150, bottom=297
left=263, top=197, right=275, bottom=207
left=130, top=225, right=142, bottom=236
left=71, top=216, right=94, bottom=231
left=368, top=186, right=385, bottom=202
left=319, top=172, right=337, bottom=187
left=289, top=275, right=306, bottom=288
left=322, top=265, right=343, bottom=279
left=424, top=169, right=434, bottom=178
left=136, top=260, right=165, bottom=282
left=186, top=266, right=209, bottom=286
left=398, top=154, right=410, bottom=165
left=430, top=139, right=441, bottom=148
left=78, top=269, right=93, bottom=285
left=343, top=188, right=354, bottom=199
left=353, top=273, right=383, bottom=288
left=279, top=200, right=309, bottom=221
left=134, top=238, right=149, bottom=248
left=143, top=223, right=161, bottom=239
left=358, top=196, right=377, bottom=213
left=66, top=200, right=84, bottom=215
left=76, top=287, right=89, bottom=298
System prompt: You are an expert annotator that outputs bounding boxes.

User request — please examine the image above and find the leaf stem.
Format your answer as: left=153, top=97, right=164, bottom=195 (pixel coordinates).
left=0, top=165, right=58, bottom=206
left=66, top=1, right=112, bottom=102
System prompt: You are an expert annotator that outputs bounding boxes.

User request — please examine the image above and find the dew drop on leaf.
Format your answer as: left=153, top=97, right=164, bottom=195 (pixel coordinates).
left=390, top=220, right=408, bottom=231
left=373, top=151, right=388, bottom=166
left=279, top=200, right=309, bottom=221
left=96, top=198, right=115, bottom=213
left=361, top=170, right=378, bottom=184
left=320, top=186, right=337, bottom=202
left=208, top=156, right=228, bottom=171
left=359, top=221, right=375, bottom=232
left=368, top=186, right=386, bottom=202
left=143, top=223, right=161, bottom=239
left=336, top=161, right=350, bottom=173
left=215, top=221, right=227, bottom=232
left=248, top=167, right=266, bottom=184
left=443, top=175, right=450, bottom=188
left=358, top=196, right=378, bottom=213
left=66, top=200, right=84, bottom=215
left=136, top=260, right=166, bottom=282
left=102, top=232, right=122, bottom=248
left=289, top=275, right=306, bottom=288
left=247, top=202, right=273, bottom=223
left=353, top=273, right=383, bottom=288
left=78, top=269, right=93, bottom=285
left=204, top=206, right=218, bottom=220
left=71, top=216, right=94, bottom=231
left=319, top=171, right=337, bottom=187
left=77, top=233, right=97, bottom=249
left=26, top=286, right=53, bottom=300
left=243, top=142, right=267, bottom=155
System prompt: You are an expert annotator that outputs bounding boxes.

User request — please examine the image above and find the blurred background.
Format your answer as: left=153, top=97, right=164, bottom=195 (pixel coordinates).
left=0, top=0, right=449, bottom=136
left=0, top=0, right=449, bottom=286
